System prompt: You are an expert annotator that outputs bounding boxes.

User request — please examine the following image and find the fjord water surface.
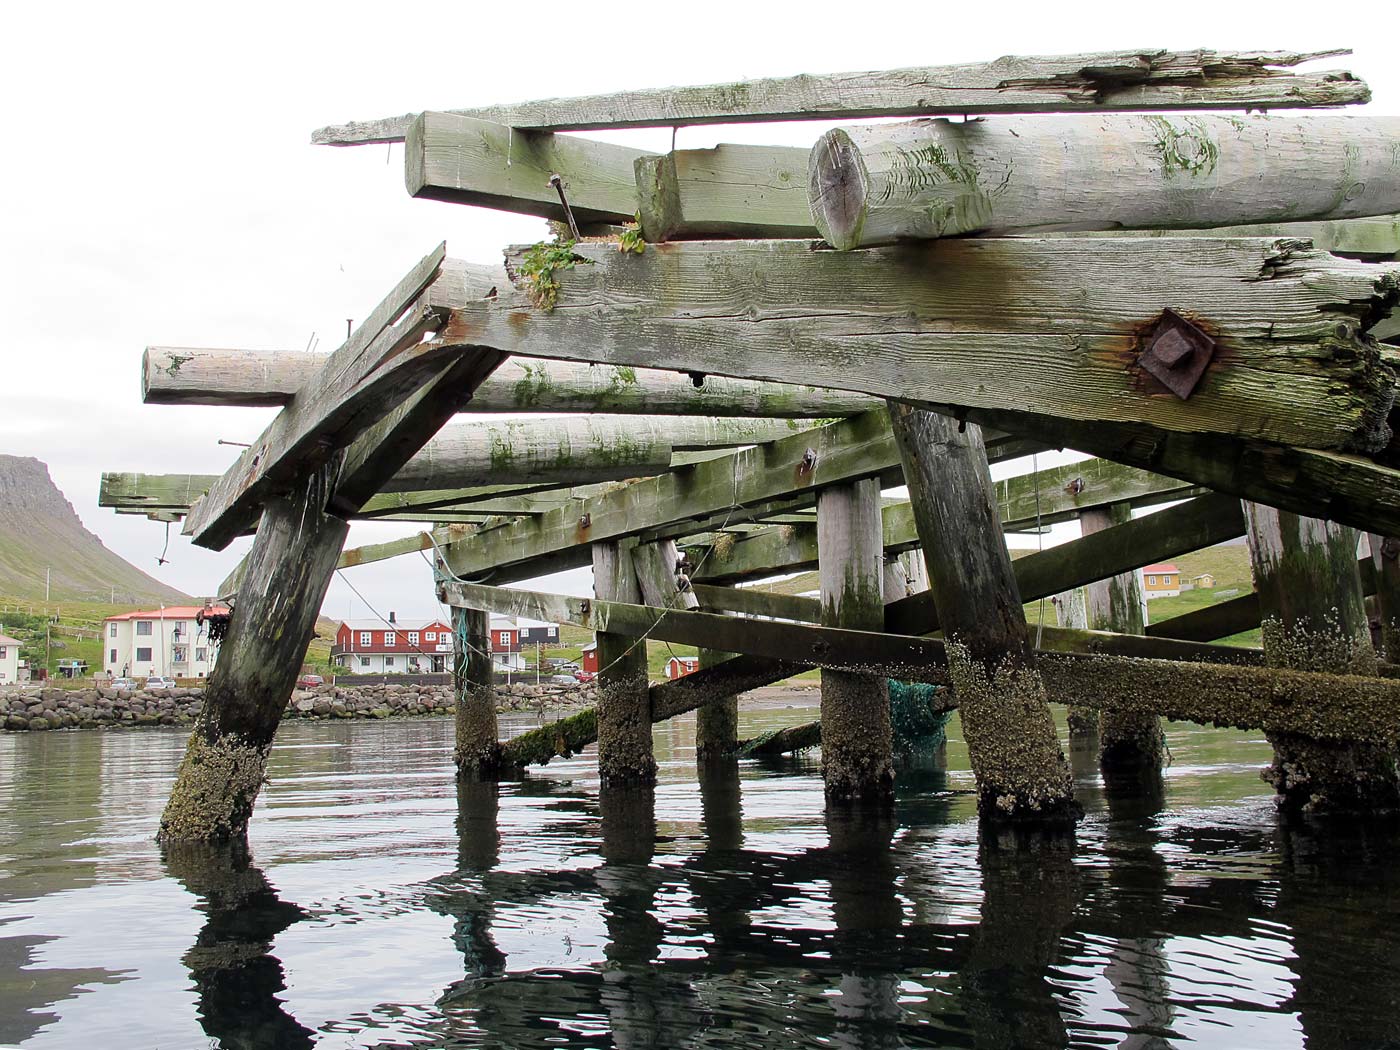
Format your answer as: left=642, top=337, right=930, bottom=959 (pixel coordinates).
left=3, top=706, right=1399, bottom=1049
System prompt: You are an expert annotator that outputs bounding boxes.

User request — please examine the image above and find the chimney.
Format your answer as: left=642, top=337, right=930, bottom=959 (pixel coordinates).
left=389, top=611, right=396, bottom=624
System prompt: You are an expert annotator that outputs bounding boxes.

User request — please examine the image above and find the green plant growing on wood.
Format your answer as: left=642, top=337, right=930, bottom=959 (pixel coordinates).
left=517, top=240, right=592, bottom=312
left=617, top=215, right=646, bottom=255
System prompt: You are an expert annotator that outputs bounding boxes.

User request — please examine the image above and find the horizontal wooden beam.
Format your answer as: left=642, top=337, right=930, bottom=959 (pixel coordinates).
left=636, top=145, right=813, bottom=241
left=692, top=458, right=1197, bottom=585
left=406, top=111, right=650, bottom=223
left=690, top=583, right=822, bottom=622
left=141, top=348, right=880, bottom=416
left=312, top=48, right=1366, bottom=143
left=810, top=113, right=1400, bottom=249
left=1052, top=213, right=1400, bottom=256
left=446, top=237, right=1398, bottom=461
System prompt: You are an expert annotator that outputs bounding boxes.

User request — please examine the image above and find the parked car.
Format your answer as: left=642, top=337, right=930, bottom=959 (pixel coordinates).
left=297, top=674, right=325, bottom=688
left=573, top=670, right=596, bottom=683
left=110, top=677, right=137, bottom=691
left=547, top=674, right=578, bottom=685
left=144, top=676, right=177, bottom=690
left=545, top=659, right=581, bottom=673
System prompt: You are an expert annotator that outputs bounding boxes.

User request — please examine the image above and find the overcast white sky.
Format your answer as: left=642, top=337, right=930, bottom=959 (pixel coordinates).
left=2, top=2, right=1396, bottom=622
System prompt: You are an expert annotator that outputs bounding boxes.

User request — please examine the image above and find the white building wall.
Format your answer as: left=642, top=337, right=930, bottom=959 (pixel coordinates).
left=0, top=644, right=19, bottom=684
left=103, top=617, right=220, bottom=679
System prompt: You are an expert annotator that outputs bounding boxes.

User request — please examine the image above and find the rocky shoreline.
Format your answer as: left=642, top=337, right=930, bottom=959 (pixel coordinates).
left=0, top=679, right=597, bottom=732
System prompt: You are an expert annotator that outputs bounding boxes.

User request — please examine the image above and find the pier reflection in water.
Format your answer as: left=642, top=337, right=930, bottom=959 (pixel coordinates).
left=4, top=709, right=1400, bottom=1048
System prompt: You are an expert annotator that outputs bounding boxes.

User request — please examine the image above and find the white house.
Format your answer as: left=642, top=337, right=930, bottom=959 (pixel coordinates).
left=0, top=632, right=21, bottom=685
left=103, top=606, right=227, bottom=680
left=332, top=616, right=454, bottom=674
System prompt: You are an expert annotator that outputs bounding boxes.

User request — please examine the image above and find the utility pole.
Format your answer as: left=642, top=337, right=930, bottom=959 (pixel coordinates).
left=45, top=567, right=50, bottom=602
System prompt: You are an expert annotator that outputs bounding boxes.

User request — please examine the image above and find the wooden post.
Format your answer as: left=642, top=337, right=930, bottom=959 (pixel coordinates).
left=887, top=402, right=1076, bottom=825
left=158, top=461, right=350, bottom=842
left=1368, top=533, right=1400, bottom=661
left=593, top=541, right=655, bottom=786
left=1080, top=505, right=1164, bottom=772
left=694, top=646, right=738, bottom=762
left=1052, top=587, right=1098, bottom=739
left=1243, top=503, right=1399, bottom=815
left=817, top=478, right=893, bottom=802
left=452, top=606, right=500, bottom=780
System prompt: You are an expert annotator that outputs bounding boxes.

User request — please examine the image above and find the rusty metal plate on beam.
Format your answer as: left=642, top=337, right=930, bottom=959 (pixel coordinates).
left=1138, top=309, right=1216, bottom=400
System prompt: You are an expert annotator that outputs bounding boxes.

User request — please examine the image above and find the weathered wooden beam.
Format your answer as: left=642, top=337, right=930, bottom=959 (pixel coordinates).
left=933, top=405, right=1400, bottom=540
left=693, top=458, right=1197, bottom=587
left=141, top=349, right=881, bottom=417
left=159, top=461, right=351, bottom=842
left=1146, top=590, right=1259, bottom=642
left=445, top=237, right=1399, bottom=463
left=453, top=607, right=501, bottom=780
left=592, top=541, right=656, bottom=786
left=689, top=584, right=821, bottom=623
left=810, top=114, right=1400, bottom=249
left=816, top=478, right=893, bottom=800
left=406, top=112, right=651, bottom=223
left=182, top=248, right=493, bottom=549
left=439, top=409, right=904, bottom=584
left=887, top=405, right=1075, bottom=825
left=1053, top=213, right=1400, bottom=256
left=635, top=145, right=813, bottom=241
left=313, top=49, right=1366, bottom=143
left=1370, top=534, right=1400, bottom=661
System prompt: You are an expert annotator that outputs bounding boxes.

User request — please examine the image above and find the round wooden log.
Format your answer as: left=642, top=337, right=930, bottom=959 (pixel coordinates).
left=1244, top=503, right=1399, bottom=815
left=809, top=114, right=1400, bottom=250
left=1052, top=586, right=1098, bottom=738
left=453, top=607, right=501, bottom=780
left=593, top=542, right=656, bottom=787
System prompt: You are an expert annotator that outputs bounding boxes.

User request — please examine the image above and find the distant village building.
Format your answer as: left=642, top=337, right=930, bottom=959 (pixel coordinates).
left=1192, top=573, right=1216, bottom=589
left=103, top=606, right=228, bottom=679
left=489, top=617, right=525, bottom=671
left=517, top=617, right=560, bottom=646
left=1141, top=564, right=1182, bottom=599
left=0, top=632, right=21, bottom=684
left=580, top=641, right=599, bottom=675
left=664, top=655, right=700, bottom=680
left=332, top=615, right=453, bottom=674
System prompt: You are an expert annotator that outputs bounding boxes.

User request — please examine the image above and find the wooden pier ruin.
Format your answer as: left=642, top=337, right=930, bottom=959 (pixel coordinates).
left=100, top=47, right=1400, bottom=841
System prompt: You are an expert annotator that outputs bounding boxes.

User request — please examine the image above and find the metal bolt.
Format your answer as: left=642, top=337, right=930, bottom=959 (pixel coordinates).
left=548, top=174, right=582, bottom=241
left=578, top=512, right=591, bottom=530
left=1138, top=308, right=1217, bottom=400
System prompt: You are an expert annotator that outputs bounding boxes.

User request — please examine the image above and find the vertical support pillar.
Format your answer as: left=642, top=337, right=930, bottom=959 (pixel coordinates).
left=453, top=605, right=501, bottom=780
left=694, top=646, right=739, bottom=761
left=1244, top=503, right=1399, bottom=815
left=817, top=478, right=893, bottom=802
left=159, top=461, right=349, bottom=843
left=1052, top=586, right=1098, bottom=739
left=593, top=541, right=656, bottom=786
left=887, top=403, right=1076, bottom=826
left=1368, top=533, right=1400, bottom=661
left=1081, top=505, right=1164, bottom=772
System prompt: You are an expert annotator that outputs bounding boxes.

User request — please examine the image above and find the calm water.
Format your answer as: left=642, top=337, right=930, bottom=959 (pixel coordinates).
left=3, top=704, right=1400, bottom=1050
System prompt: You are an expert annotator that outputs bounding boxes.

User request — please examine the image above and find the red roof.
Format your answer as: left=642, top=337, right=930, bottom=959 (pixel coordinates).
left=1141, top=564, right=1179, bottom=575
left=105, top=606, right=229, bottom=622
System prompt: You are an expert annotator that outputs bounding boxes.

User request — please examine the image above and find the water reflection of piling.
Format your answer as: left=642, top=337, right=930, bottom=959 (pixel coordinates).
left=161, top=841, right=314, bottom=1050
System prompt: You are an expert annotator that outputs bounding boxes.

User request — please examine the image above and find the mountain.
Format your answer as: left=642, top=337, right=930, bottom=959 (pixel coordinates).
left=0, top=455, right=190, bottom=604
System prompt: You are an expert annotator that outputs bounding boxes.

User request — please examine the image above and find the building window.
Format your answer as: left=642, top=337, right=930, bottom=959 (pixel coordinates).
left=408, top=631, right=419, bottom=646
left=109, top=649, right=117, bottom=663
left=109, top=624, right=117, bottom=638
left=384, top=633, right=395, bottom=647
left=425, top=631, right=435, bottom=642
left=385, top=656, right=395, bottom=667
left=172, top=646, right=187, bottom=663
left=195, top=648, right=207, bottom=662
left=359, top=656, right=370, bottom=667
left=499, top=631, right=510, bottom=647
left=136, top=647, right=152, bottom=661
left=1147, top=575, right=1157, bottom=585
left=136, top=621, right=153, bottom=636
left=360, top=632, right=372, bottom=647
left=0, top=647, right=6, bottom=659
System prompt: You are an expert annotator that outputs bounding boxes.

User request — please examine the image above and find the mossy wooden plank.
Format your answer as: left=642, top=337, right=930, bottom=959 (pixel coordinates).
left=448, top=237, right=1398, bottom=461
left=406, top=111, right=651, bottom=223
left=141, top=349, right=882, bottom=417
left=313, top=49, right=1366, bottom=143
left=636, top=145, right=814, bottom=241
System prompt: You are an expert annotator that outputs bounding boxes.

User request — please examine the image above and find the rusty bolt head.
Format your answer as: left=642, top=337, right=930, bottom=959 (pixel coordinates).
left=1138, top=308, right=1217, bottom=400
left=578, top=512, right=591, bottom=529
left=1066, top=477, right=1085, bottom=496
left=798, top=448, right=818, bottom=475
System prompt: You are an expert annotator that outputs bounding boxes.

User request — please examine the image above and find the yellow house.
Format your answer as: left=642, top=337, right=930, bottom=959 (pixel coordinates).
left=1141, top=563, right=1181, bottom=599
left=1192, top=573, right=1216, bottom=589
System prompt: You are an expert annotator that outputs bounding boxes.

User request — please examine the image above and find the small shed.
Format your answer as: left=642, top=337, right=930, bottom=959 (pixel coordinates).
left=664, top=655, right=700, bottom=680
left=581, top=641, right=599, bottom=674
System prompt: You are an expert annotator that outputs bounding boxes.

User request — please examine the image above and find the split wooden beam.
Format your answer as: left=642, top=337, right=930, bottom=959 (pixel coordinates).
left=181, top=247, right=503, bottom=549
left=440, top=237, right=1399, bottom=497
left=810, top=113, right=1400, bottom=249
left=636, top=145, right=813, bottom=241
left=313, top=48, right=1366, bottom=143
left=141, top=349, right=881, bottom=417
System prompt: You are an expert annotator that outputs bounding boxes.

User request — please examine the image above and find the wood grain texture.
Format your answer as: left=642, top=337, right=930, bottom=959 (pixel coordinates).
left=449, top=237, right=1399, bottom=459
left=313, top=49, right=1367, bottom=143
left=810, top=114, right=1400, bottom=249
left=406, top=112, right=651, bottom=223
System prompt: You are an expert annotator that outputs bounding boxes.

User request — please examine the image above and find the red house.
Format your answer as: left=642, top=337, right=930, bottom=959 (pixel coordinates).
left=333, top=615, right=453, bottom=674
left=489, top=617, right=524, bottom=670
left=581, top=641, right=599, bottom=674
left=665, top=655, right=700, bottom=680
